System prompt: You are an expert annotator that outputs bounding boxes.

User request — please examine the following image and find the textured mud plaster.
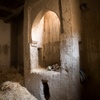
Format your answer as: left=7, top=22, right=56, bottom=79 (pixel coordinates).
left=25, top=71, right=68, bottom=100
left=0, top=20, right=11, bottom=67
left=30, top=11, right=60, bottom=69
left=23, top=0, right=81, bottom=100
left=80, top=0, right=100, bottom=99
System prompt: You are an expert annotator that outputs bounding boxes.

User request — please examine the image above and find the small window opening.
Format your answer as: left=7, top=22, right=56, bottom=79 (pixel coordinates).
left=42, top=80, right=50, bottom=100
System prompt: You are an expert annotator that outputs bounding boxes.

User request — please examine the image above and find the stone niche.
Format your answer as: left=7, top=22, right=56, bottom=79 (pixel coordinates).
left=28, top=10, right=65, bottom=100
left=30, top=10, right=61, bottom=73
left=24, top=0, right=80, bottom=100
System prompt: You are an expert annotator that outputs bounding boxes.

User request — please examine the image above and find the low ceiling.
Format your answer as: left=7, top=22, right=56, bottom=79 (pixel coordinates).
left=0, top=0, right=24, bottom=22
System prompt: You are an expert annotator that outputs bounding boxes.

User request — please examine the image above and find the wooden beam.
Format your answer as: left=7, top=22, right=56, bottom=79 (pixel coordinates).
left=0, top=6, right=15, bottom=13
left=4, top=6, right=23, bottom=22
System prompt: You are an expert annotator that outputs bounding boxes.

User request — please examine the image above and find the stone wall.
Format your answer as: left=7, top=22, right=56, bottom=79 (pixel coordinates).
left=80, top=0, right=100, bottom=99
left=0, top=20, right=11, bottom=67
left=23, top=0, right=81, bottom=100
left=10, top=14, right=24, bottom=74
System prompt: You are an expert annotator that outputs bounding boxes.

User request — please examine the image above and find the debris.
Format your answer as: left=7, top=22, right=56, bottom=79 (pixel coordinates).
left=47, top=64, right=60, bottom=71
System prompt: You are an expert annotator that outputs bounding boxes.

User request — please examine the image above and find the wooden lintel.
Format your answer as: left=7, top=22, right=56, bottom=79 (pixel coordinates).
left=4, top=6, right=23, bottom=22
left=0, top=6, right=15, bottom=13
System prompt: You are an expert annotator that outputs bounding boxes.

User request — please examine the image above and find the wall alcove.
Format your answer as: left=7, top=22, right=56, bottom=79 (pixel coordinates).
left=30, top=10, right=61, bottom=73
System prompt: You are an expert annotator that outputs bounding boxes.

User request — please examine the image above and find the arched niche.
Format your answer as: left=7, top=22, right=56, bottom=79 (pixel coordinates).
left=30, top=10, right=60, bottom=72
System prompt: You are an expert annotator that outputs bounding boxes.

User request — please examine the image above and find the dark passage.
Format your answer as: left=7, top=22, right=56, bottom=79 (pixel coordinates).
left=42, top=80, right=50, bottom=100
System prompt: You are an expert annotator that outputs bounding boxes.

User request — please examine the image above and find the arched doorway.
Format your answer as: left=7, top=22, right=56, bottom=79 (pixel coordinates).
left=30, top=10, right=60, bottom=71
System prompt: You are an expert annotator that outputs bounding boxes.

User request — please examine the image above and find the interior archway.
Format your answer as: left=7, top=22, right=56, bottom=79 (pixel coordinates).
left=30, top=10, right=60, bottom=71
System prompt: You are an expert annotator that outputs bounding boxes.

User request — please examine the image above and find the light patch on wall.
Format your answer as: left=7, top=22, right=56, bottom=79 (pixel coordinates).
left=31, top=16, right=44, bottom=48
left=30, top=10, right=60, bottom=72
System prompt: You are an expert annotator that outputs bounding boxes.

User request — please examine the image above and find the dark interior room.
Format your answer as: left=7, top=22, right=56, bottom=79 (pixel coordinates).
left=0, top=0, right=100, bottom=100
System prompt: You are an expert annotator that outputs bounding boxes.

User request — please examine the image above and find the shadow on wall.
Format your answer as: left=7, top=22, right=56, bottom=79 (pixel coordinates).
left=42, top=80, right=50, bottom=100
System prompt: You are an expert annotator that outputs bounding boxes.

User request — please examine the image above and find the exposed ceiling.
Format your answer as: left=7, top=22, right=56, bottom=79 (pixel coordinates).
left=0, top=0, right=24, bottom=22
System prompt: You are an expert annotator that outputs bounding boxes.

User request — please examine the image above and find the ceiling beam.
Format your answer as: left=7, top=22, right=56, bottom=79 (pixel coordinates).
left=0, top=6, right=15, bottom=14
left=4, top=6, right=23, bottom=22
left=0, top=5, right=23, bottom=15
left=14, top=6, right=23, bottom=15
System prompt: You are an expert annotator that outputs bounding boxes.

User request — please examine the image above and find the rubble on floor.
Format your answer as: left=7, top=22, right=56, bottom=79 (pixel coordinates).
left=0, top=81, right=38, bottom=100
left=47, top=63, right=60, bottom=71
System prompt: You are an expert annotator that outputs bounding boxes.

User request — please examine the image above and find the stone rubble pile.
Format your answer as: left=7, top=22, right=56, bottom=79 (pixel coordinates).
left=47, top=64, right=60, bottom=71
